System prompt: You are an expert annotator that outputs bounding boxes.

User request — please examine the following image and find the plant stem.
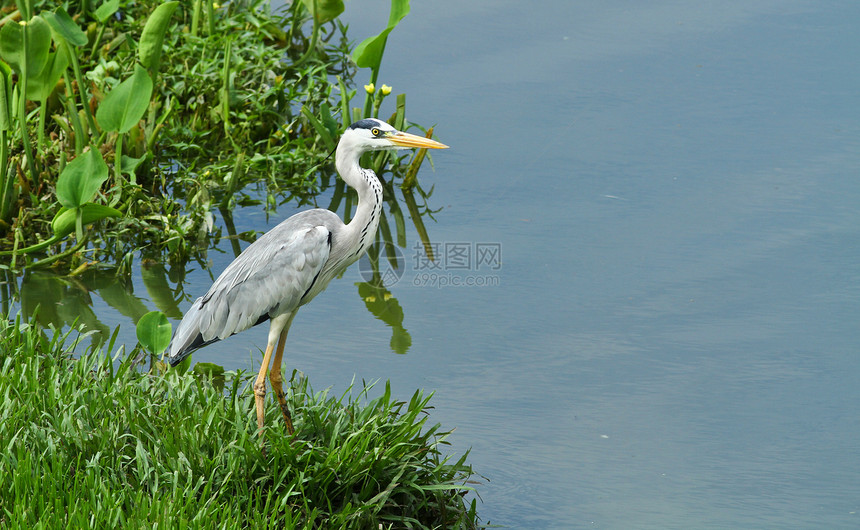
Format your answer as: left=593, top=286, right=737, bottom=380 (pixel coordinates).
left=218, top=206, right=242, bottom=257
left=343, top=187, right=353, bottom=224
left=220, top=38, right=232, bottom=138
left=403, top=188, right=435, bottom=262
left=293, top=16, right=320, bottom=68
left=337, top=76, right=351, bottom=128
left=362, top=58, right=384, bottom=118
left=220, top=151, right=244, bottom=210
left=19, top=22, right=38, bottom=184
left=0, top=130, right=11, bottom=222
left=10, top=221, right=21, bottom=269
left=115, top=131, right=126, bottom=185
left=0, top=232, right=61, bottom=256
left=28, top=233, right=88, bottom=269
left=401, top=126, right=434, bottom=190
left=205, top=0, right=216, bottom=36
left=146, top=96, right=174, bottom=153
left=191, top=0, right=202, bottom=37
left=67, top=42, right=97, bottom=136
left=90, top=23, right=106, bottom=59
left=62, top=72, right=85, bottom=155
left=37, top=99, right=47, bottom=151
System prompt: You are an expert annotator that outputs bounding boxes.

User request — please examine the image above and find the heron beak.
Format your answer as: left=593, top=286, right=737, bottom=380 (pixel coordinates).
left=389, top=131, right=449, bottom=149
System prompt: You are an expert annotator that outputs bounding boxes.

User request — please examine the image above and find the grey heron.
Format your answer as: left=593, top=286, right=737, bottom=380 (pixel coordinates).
left=166, top=118, right=448, bottom=436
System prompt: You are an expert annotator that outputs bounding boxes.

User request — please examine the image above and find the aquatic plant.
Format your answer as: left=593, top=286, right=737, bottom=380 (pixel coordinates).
left=0, top=0, right=434, bottom=274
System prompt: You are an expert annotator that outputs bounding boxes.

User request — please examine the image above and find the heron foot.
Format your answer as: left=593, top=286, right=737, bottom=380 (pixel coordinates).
left=273, top=387, right=295, bottom=435
left=268, top=327, right=295, bottom=436
left=268, top=368, right=295, bottom=435
left=253, top=379, right=267, bottom=436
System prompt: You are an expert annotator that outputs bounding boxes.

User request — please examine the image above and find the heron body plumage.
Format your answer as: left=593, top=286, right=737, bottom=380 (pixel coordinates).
left=166, top=211, right=336, bottom=364
left=165, top=118, right=448, bottom=437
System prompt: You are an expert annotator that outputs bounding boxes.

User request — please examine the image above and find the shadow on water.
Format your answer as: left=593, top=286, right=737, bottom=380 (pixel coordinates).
left=4, top=262, right=180, bottom=350
left=2, top=149, right=442, bottom=357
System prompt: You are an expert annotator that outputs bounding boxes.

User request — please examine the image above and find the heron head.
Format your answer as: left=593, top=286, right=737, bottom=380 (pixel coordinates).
left=343, top=118, right=449, bottom=152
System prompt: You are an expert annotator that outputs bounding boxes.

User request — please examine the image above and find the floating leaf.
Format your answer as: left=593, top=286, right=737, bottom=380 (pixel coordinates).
left=56, top=149, right=110, bottom=208
left=136, top=310, right=172, bottom=355
left=96, top=64, right=153, bottom=134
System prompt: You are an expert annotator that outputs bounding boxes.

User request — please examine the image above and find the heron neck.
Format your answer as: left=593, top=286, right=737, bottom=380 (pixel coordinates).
left=336, top=150, right=384, bottom=259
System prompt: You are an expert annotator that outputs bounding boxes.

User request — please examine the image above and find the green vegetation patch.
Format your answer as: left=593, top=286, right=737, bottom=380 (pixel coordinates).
left=0, top=315, right=482, bottom=529
left=0, top=0, right=417, bottom=270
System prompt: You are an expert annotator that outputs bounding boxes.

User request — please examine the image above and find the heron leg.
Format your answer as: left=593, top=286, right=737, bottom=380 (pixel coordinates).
left=253, top=339, right=276, bottom=436
left=268, top=328, right=295, bottom=435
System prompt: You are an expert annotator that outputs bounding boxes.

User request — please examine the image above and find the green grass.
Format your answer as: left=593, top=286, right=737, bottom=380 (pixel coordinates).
left=0, top=316, right=482, bottom=529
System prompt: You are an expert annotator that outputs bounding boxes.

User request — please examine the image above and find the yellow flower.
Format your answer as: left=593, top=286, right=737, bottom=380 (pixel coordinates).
left=364, top=83, right=375, bottom=94
left=380, top=84, right=392, bottom=96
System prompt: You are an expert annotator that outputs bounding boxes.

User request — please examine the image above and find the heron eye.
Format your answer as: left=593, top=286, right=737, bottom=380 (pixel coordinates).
left=371, top=128, right=380, bottom=137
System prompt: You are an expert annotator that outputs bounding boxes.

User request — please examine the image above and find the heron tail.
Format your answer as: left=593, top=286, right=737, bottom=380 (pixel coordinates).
left=166, top=298, right=218, bottom=366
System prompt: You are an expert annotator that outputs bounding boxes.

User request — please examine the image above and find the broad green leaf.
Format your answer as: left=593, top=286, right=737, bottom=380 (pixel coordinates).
left=56, top=149, right=110, bottom=208
left=51, top=203, right=121, bottom=238
left=43, top=8, right=88, bottom=47
left=0, top=15, right=52, bottom=78
left=138, top=1, right=179, bottom=73
left=121, top=153, right=147, bottom=177
left=26, top=49, right=68, bottom=101
left=318, top=102, right=339, bottom=138
left=386, top=0, right=411, bottom=28
left=10, top=202, right=119, bottom=254
left=96, top=64, right=153, bottom=133
left=300, top=0, right=345, bottom=24
left=136, top=310, right=172, bottom=355
left=94, top=0, right=120, bottom=24
left=352, top=0, right=410, bottom=69
left=353, top=30, right=392, bottom=70
left=301, top=106, right=335, bottom=151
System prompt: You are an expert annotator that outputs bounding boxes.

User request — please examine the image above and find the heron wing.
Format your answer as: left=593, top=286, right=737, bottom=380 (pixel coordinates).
left=167, top=210, right=339, bottom=363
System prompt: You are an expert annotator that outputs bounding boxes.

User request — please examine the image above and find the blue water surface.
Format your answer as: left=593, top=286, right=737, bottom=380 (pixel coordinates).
left=23, top=1, right=860, bottom=527
left=331, top=1, right=860, bottom=527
